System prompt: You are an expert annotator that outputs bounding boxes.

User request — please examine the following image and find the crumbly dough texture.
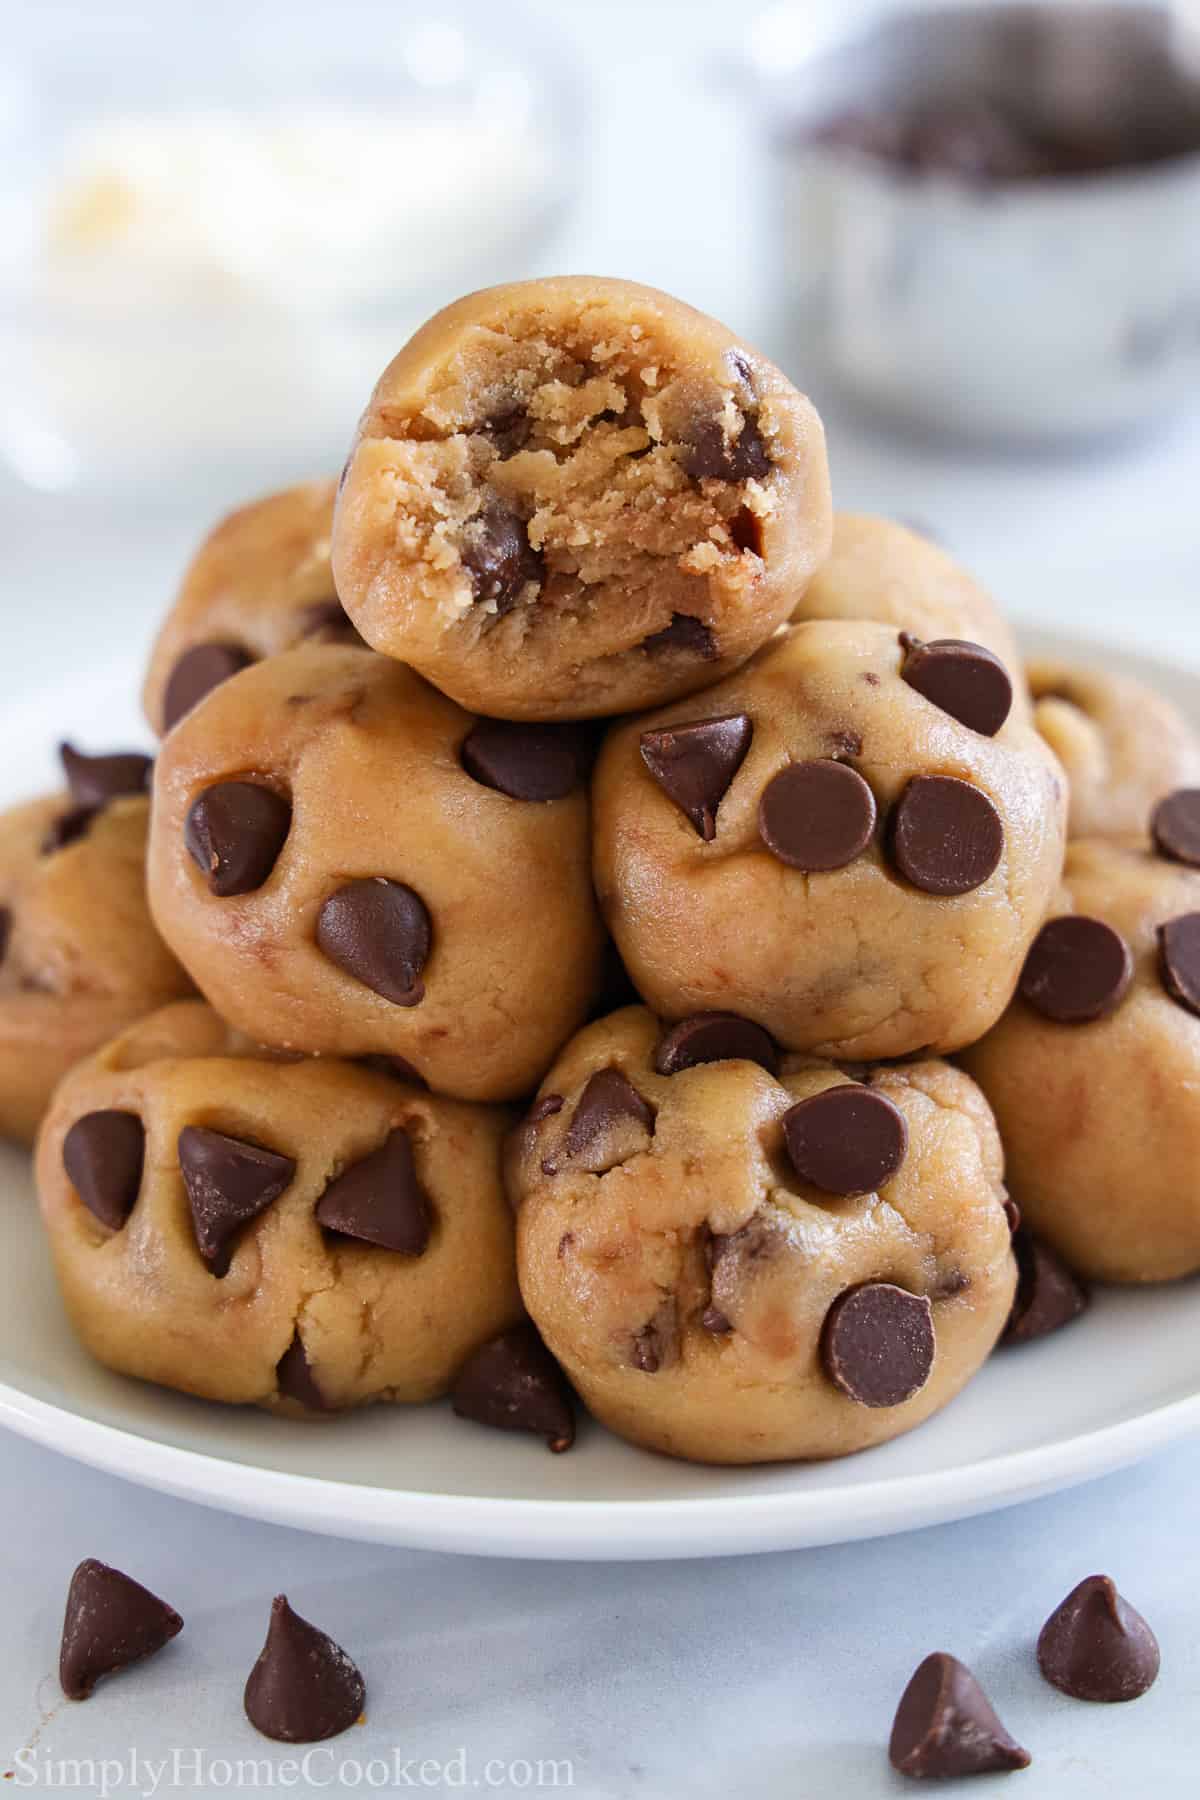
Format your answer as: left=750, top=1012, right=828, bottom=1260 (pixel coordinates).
left=1028, top=659, right=1200, bottom=838
left=593, top=619, right=1067, bottom=1061
left=0, top=795, right=192, bottom=1144
left=36, top=1003, right=522, bottom=1413
left=333, top=276, right=833, bottom=720
left=510, top=1007, right=1016, bottom=1464
left=143, top=479, right=351, bottom=735
left=147, top=645, right=604, bottom=1100
left=962, top=838, right=1200, bottom=1282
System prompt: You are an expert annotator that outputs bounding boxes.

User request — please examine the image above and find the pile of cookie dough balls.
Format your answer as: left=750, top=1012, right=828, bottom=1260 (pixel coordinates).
left=16, top=272, right=1197, bottom=1469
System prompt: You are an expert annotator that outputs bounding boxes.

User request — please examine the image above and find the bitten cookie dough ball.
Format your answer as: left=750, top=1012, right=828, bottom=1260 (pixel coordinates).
left=37, top=1002, right=523, bottom=1413
left=510, top=1007, right=1016, bottom=1464
left=143, top=479, right=365, bottom=736
left=594, top=620, right=1066, bottom=1062
left=333, top=276, right=832, bottom=720
left=962, top=829, right=1200, bottom=1282
left=147, top=645, right=604, bottom=1101
left=1028, top=659, right=1200, bottom=838
left=0, top=747, right=192, bottom=1144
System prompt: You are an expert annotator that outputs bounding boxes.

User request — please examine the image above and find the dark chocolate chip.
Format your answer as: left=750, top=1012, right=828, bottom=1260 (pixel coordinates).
left=59, top=743, right=153, bottom=808
left=900, top=637, right=1014, bottom=736
left=890, top=1652, right=1031, bottom=1779
left=783, top=1085, right=908, bottom=1195
left=639, top=713, right=753, bottom=841
left=297, top=599, right=366, bottom=648
left=275, top=1332, right=327, bottom=1411
left=316, top=879, right=431, bottom=1006
left=641, top=614, right=718, bottom=659
left=821, top=1282, right=934, bottom=1408
left=701, top=1306, right=732, bottom=1334
left=758, top=760, right=877, bottom=871
left=826, top=728, right=863, bottom=759
left=541, top=1067, right=655, bottom=1176
left=1005, top=1228, right=1089, bottom=1344
left=63, top=1111, right=145, bottom=1230
left=460, top=503, right=543, bottom=613
left=0, top=904, right=10, bottom=964
left=244, top=1596, right=365, bottom=1743
left=177, top=1125, right=296, bottom=1277
left=185, top=781, right=292, bottom=897
left=481, top=406, right=532, bottom=458
left=526, top=1093, right=565, bottom=1126
left=1158, top=912, right=1200, bottom=1016
left=41, top=805, right=98, bottom=855
left=315, top=1128, right=431, bottom=1255
left=729, top=508, right=764, bottom=556
left=1004, top=1197, right=1022, bottom=1236
left=1038, top=1575, right=1159, bottom=1703
left=1018, top=916, right=1133, bottom=1024
left=682, top=412, right=771, bottom=482
left=461, top=720, right=584, bottom=801
left=888, top=775, right=1003, bottom=895
left=162, top=642, right=253, bottom=732
left=654, top=1012, right=778, bottom=1076
left=452, top=1322, right=575, bottom=1452
left=1152, top=788, right=1200, bottom=866
left=60, top=1560, right=183, bottom=1702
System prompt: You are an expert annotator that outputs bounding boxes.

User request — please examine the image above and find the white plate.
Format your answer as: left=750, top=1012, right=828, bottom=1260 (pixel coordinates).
left=2, top=628, right=1198, bottom=1562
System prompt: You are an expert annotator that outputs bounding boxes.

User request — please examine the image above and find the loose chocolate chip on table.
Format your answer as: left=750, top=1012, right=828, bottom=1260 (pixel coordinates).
left=63, top=1110, right=145, bottom=1230
left=162, top=642, right=254, bottom=733
left=654, top=1012, right=778, bottom=1076
left=759, top=759, right=877, bottom=871
left=888, top=774, right=1003, bottom=896
left=1152, top=788, right=1200, bottom=866
left=783, top=1085, right=908, bottom=1195
left=682, top=411, right=771, bottom=483
left=460, top=503, right=544, bottom=613
left=452, top=1322, right=576, bottom=1452
left=1158, top=912, right=1200, bottom=1016
left=185, top=781, right=292, bottom=898
left=59, top=743, right=153, bottom=808
left=641, top=613, right=718, bottom=659
left=1037, top=1575, right=1160, bottom=1702
left=900, top=637, right=1014, bottom=737
left=889, top=1651, right=1031, bottom=1779
left=276, top=1332, right=327, bottom=1411
left=639, top=713, right=753, bottom=841
left=317, top=878, right=431, bottom=1006
left=244, top=1596, right=365, bottom=1743
left=1018, top=915, right=1134, bottom=1024
left=177, top=1125, right=296, bottom=1277
left=821, top=1282, right=934, bottom=1408
left=60, top=1559, right=183, bottom=1701
left=315, top=1127, right=431, bottom=1254
left=541, top=1067, right=656, bottom=1176
left=461, top=720, right=585, bottom=801
left=41, top=805, right=98, bottom=855
left=298, top=599, right=365, bottom=647
left=1005, top=1228, right=1089, bottom=1344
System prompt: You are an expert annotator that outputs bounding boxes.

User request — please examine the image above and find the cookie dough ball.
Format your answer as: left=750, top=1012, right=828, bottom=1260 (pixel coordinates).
left=36, top=1002, right=523, bottom=1413
left=143, top=479, right=365, bottom=736
left=1028, top=659, right=1200, bottom=838
left=593, top=619, right=1066, bottom=1062
left=962, top=832, right=1200, bottom=1282
left=0, top=747, right=192, bottom=1144
left=510, top=1007, right=1016, bottom=1464
left=147, top=644, right=604, bottom=1101
left=333, top=276, right=832, bottom=720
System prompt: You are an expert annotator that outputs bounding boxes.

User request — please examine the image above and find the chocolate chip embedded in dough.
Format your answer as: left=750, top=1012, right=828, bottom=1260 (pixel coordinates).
left=1037, top=1575, right=1160, bottom=1702
left=889, top=1652, right=1031, bottom=1778
left=63, top=1110, right=145, bottom=1230
left=639, top=713, right=753, bottom=841
left=1018, top=916, right=1134, bottom=1024
left=654, top=1012, right=778, bottom=1076
left=758, top=760, right=877, bottom=872
left=275, top=1332, right=328, bottom=1412
left=821, top=1282, right=935, bottom=1408
left=316, top=879, right=431, bottom=1006
left=452, top=1323, right=576, bottom=1452
left=185, top=781, right=292, bottom=897
left=41, top=805, right=98, bottom=855
left=59, top=743, right=153, bottom=808
left=315, top=1128, right=431, bottom=1255
left=1152, top=788, right=1200, bottom=866
left=541, top=1067, right=655, bottom=1176
left=888, top=774, right=1003, bottom=895
left=682, top=411, right=771, bottom=483
left=641, top=614, right=718, bottom=659
left=177, top=1125, right=296, bottom=1277
left=900, top=637, right=1013, bottom=736
left=162, top=642, right=254, bottom=732
left=59, top=1560, right=183, bottom=1701
left=243, top=1596, right=365, bottom=1743
left=461, top=720, right=586, bottom=801
left=1004, top=1228, right=1089, bottom=1344
left=783, top=1086, right=908, bottom=1196
left=460, top=504, right=544, bottom=613
left=1158, top=912, right=1200, bottom=1017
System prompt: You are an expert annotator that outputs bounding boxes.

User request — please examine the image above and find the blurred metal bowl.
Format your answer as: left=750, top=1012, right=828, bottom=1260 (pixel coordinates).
left=752, top=1, right=1200, bottom=440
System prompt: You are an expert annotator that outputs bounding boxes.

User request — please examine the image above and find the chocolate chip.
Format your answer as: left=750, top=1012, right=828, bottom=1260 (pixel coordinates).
left=1038, top=1575, right=1159, bottom=1703
left=1005, top=1228, right=1089, bottom=1343
left=244, top=1596, right=365, bottom=1743
left=783, top=1086, right=908, bottom=1195
left=177, top=1125, right=296, bottom=1276
left=541, top=1067, right=655, bottom=1176
left=1019, top=916, right=1134, bottom=1024
left=821, top=1282, right=934, bottom=1407
left=758, top=760, right=877, bottom=871
left=298, top=599, right=365, bottom=647
left=0, top=905, right=10, bottom=964
left=315, top=1128, right=431, bottom=1254
left=889, top=1652, right=1031, bottom=1779
left=452, top=1323, right=575, bottom=1452
left=162, top=642, right=253, bottom=732
left=41, top=805, right=98, bottom=855
left=1004, top=1197, right=1022, bottom=1235
left=461, top=720, right=585, bottom=801
left=630, top=1301, right=679, bottom=1373
left=526, top=1094, right=565, bottom=1125
left=654, top=1012, right=778, bottom=1076
left=900, top=637, right=1013, bottom=736
left=460, top=504, right=543, bottom=613
left=63, top=1111, right=145, bottom=1230
left=316, top=879, right=431, bottom=1006
left=888, top=775, right=1003, bottom=895
left=185, top=781, right=292, bottom=897
left=639, top=713, right=753, bottom=841
left=1152, top=788, right=1200, bottom=865
left=682, top=412, right=771, bottom=482
left=1158, top=912, right=1200, bottom=1016
left=701, top=1307, right=732, bottom=1334
left=641, top=614, right=718, bottom=659
left=60, top=1560, right=183, bottom=1701
left=481, top=406, right=532, bottom=458
left=59, top=743, right=153, bottom=808
left=275, top=1332, right=327, bottom=1411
